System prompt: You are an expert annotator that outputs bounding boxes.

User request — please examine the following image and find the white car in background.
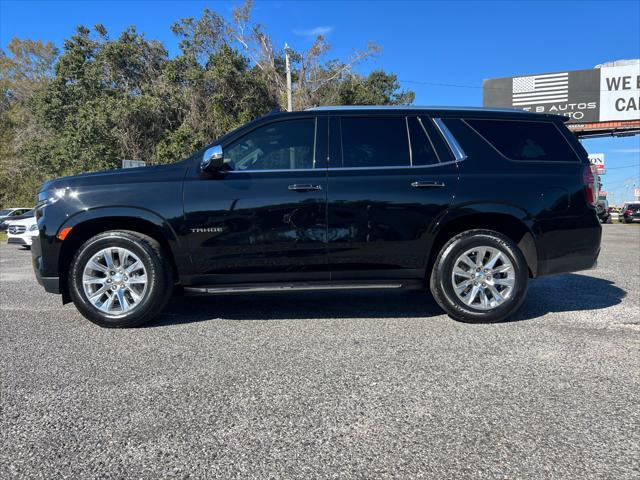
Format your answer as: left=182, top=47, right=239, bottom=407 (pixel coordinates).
left=0, top=207, right=32, bottom=230
left=0, top=207, right=31, bottom=221
left=6, top=215, right=38, bottom=248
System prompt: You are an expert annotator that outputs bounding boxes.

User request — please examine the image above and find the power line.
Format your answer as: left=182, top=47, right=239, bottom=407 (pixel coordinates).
left=400, top=80, right=482, bottom=90
left=399, top=78, right=638, bottom=94
left=605, top=176, right=638, bottom=188
left=605, top=163, right=640, bottom=170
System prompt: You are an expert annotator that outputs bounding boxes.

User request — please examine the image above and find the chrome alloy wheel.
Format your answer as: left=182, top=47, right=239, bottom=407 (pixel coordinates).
left=451, top=246, right=515, bottom=310
left=82, top=247, right=148, bottom=315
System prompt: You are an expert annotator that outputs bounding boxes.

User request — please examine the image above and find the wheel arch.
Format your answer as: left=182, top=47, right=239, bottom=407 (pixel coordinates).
left=427, top=205, right=538, bottom=278
left=57, top=208, right=180, bottom=303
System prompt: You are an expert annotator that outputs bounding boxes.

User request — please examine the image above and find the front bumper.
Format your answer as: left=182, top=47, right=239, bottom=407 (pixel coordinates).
left=7, top=235, right=34, bottom=246
left=31, top=234, right=61, bottom=294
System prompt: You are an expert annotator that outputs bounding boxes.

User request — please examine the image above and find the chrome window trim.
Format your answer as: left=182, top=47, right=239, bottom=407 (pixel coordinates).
left=223, top=115, right=463, bottom=174
left=405, top=117, right=413, bottom=166
left=433, top=118, right=467, bottom=161
left=224, top=161, right=460, bottom=174
left=226, top=168, right=321, bottom=174
left=416, top=116, right=443, bottom=165
left=312, top=117, right=317, bottom=168
left=328, top=161, right=460, bottom=171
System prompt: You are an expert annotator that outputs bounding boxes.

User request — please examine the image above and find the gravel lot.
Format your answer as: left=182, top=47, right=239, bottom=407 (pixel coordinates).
left=1, top=224, right=639, bottom=479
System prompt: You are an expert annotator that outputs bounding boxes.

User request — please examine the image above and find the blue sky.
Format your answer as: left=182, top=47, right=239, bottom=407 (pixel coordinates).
left=1, top=0, right=639, bottom=202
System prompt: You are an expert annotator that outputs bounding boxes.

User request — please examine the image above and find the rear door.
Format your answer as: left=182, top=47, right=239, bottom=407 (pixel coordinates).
left=326, top=114, right=461, bottom=280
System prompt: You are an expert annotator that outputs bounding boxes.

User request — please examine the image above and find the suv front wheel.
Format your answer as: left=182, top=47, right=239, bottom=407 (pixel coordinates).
left=68, top=230, right=173, bottom=328
left=430, top=229, right=529, bottom=323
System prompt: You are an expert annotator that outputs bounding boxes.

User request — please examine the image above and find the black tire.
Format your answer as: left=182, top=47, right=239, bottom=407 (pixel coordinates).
left=429, top=229, right=529, bottom=323
left=68, top=230, right=173, bottom=328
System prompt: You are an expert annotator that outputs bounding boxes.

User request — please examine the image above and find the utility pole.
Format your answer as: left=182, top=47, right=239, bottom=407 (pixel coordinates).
left=285, top=43, right=293, bottom=112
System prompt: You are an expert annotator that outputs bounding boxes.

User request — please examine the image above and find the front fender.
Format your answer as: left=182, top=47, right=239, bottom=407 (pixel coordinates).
left=59, top=206, right=180, bottom=246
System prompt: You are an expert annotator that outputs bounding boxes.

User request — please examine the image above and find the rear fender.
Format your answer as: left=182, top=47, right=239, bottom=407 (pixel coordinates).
left=428, top=202, right=539, bottom=277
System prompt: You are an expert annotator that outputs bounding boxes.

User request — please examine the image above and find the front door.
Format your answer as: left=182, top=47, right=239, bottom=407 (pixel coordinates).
left=326, top=114, right=461, bottom=280
left=183, top=116, right=329, bottom=284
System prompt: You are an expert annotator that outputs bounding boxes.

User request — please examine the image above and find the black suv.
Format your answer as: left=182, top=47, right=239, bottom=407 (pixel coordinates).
left=32, top=107, right=601, bottom=327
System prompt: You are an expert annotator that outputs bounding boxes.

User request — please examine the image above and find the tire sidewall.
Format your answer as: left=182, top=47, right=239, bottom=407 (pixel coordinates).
left=69, top=232, right=166, bottom=327
left=434, top=231, right=528, bottom=323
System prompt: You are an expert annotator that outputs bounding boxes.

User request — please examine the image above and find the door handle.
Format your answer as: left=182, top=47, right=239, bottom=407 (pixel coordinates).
left=288, top=184, right=323, bottom=192
left=411, top=181, right=446, bottom=188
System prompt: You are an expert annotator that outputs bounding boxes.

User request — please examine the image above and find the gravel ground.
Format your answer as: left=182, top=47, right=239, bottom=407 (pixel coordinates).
left=1, top=224, right=639, bottom=479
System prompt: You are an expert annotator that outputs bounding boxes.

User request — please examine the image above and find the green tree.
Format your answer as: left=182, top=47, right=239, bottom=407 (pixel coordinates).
left=336, top=70, right=415, bottom=106
left=0, top=3, right=414, bottom=208
left=0, top=38, right=58, bottom=206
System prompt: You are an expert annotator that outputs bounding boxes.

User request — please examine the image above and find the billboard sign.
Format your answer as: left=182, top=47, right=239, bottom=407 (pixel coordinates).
left=588, top=153, right=605, bottom=175
left=483, top=63, right=640, bottom=124
left=600, top=64, right=640, bottom=121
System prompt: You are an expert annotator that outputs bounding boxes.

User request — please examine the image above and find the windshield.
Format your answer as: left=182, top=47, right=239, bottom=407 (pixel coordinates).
left=0, top=209, right=12, bottom=216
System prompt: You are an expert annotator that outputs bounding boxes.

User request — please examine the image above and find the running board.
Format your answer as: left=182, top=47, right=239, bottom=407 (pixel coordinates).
left=184, top=281, right=413, bottom=295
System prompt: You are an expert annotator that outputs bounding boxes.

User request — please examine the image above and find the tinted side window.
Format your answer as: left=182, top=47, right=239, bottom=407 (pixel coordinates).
left=467, top=119, right=579, bottom=161
left=340, top=117, right=410, bottom=168
left=408, top=117, right=439, bottom=166
left=225, top=119, right=316, bottom=171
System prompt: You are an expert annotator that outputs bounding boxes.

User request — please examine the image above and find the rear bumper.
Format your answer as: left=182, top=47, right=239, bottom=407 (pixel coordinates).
left=536, top=214, right=601, bottom=277
left=539, top=247, right=600, bottom=276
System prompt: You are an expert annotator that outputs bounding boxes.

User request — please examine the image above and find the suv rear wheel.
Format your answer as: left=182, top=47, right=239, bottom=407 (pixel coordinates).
left=68, top=230, right=172, bottom=328
left=430, top=229, right=529, bottom=323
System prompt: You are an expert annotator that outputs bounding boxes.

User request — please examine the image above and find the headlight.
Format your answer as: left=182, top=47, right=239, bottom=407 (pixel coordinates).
left=37, top=187, right=76, bottom=208
left=29, top=224, right=38, bottom=231
left=36, top=190, right=60, bottom=208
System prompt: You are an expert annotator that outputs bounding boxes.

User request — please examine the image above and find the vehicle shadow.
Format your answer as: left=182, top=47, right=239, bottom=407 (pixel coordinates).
left=510, top=273, right=626, bottom=321
left=150, top=273, right=627, bottom=327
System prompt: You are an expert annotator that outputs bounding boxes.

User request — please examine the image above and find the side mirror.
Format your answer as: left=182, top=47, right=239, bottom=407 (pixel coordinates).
left=201, top=145, right=226, bottom=172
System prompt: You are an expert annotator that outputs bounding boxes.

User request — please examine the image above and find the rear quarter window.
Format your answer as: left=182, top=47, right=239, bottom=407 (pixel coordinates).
left=466, top=118, right=580, bottom=162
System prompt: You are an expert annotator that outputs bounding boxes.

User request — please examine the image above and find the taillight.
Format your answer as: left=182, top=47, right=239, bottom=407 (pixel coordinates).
left=583, top=166, right=596, bottom=206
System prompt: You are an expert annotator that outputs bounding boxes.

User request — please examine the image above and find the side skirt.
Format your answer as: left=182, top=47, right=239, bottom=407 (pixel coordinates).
left=184, top=280, right=424, bottom=295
